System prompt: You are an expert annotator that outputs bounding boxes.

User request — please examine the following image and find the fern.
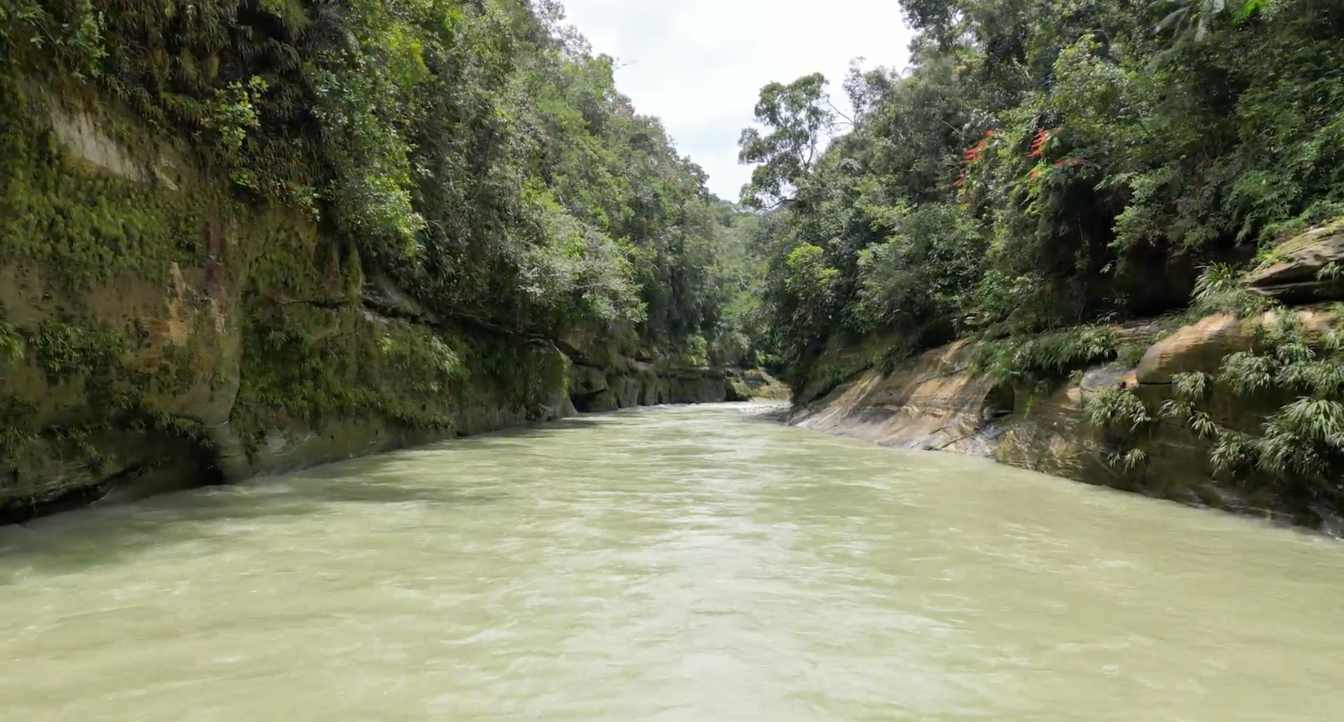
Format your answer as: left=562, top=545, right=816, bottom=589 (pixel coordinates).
left=1192, top=264, right=1269, bottom=317
left=1210, top=431, right=1258, bottom=475
left=1085, top=387, right=1152, bottom=433
left=1218, top=352, right=1276, bottom=395
left=1171, top=371, right=1211, bottom=402
left=1188, top=410, right=1219, bottom=439
left=1107, top=447, right=1149, bottom=472
left=974, top=326, right=1116, bottom=384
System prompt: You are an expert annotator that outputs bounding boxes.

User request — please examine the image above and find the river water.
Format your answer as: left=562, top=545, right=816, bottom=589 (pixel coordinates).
left=2, top=404, right=1343, bottom=721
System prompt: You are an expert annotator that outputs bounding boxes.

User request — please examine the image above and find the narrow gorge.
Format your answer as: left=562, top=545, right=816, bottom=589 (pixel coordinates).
left=0, top=3, right=784, bottom=523
left=5, top=2, right=1344, bottom=719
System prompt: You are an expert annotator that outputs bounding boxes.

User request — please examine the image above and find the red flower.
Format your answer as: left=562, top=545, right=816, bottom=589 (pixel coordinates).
left=1028, top=129, right=1050, bottom=159
left=962, top=129, right=998, bottom=164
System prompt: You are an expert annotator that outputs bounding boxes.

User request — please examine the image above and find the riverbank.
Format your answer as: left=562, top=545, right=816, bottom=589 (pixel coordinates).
left=0, top=75, right=786, bottom=525
left=788, top=297, right=1344, bottom=535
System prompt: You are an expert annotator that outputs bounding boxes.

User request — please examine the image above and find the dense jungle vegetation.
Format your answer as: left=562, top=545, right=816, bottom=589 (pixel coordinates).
left=738, top=0, right=1344, bottom=504
left=0, top=0, right=764, bottom=367
left=4, top=0, right=1344, bottom=499
left=741, top=0, right=1343, bottom=367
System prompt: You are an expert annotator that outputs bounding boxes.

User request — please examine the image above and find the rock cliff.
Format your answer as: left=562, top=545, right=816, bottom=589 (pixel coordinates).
left=0, top=82, right=763, bottom=524
left=792, top=223, right=1344, bottom=533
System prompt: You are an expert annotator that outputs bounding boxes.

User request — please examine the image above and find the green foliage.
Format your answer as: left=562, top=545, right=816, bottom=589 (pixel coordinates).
left=1, top=0, right=107, bottom=80
left=1219, top=351, right=1276, bottom=395
left=24, top=318, right=125, bottom=383
left=1085, top=387, right=1153, bottom=433
left=2, top=1, right=776, bottom=491
left=1199, top=309, right=1344, bottom=498
left=1085, top=385, right=1155, bottom=474
left=377, top=331, right=466, bottom=393
left=3, top=0, right=760, bottom=362
left=1256, top=398, right=1344, bottom=480
left=740, top=0, right=1344, bottom=387
left=678, top=334, right=709, bottom=368
left=850, top=203, right=986, bottom=344
left=738, top=73, right=834, bottom=209
left=1114, top=342, right=1148, bottom=369
left=0, top=320, right=24, bottom=363
left=973, top=326, right=1116, bottom=385
left=0, top=79, right=218, bottom=292
left=1107, top=447, right=1150, bottom=473
left=206, top=75, right=268, bottom=184
left=1210, top=430, right=1258, bottom=475
left=232, top=303, right=466, bottom=442
left=1192, top=264, right=1271, bottom=317
left=1173, top=371, right=1212, bottom=402
left=1160, top=371, right=1217, bottom=435
left=1155, top=0, right=1267, bottom=43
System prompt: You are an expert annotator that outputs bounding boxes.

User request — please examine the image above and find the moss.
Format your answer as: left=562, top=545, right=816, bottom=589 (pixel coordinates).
left=230, top=300, right=465, bottom=452
left=0, top=77, right=224, bottom=296
left=0, top=396, right=40, bottom=463
left=1, top=298, right=217, bottom=487
left=230, top=264, right=575, bottom=458
left=24, top=318, right=127, bottom=384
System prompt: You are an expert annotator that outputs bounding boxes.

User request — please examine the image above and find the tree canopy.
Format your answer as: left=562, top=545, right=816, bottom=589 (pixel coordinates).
left=1, top=0, right=766, bottom=366
left=739, top=0, right=1344, bottom=369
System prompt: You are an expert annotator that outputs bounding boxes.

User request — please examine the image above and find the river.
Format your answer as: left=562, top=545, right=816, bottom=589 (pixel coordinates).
left=2, top=403, right=1343, bottom=720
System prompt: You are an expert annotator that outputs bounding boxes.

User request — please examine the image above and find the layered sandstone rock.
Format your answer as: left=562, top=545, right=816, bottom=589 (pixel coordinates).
left=1244, top=220, right=1344, bottom=303
left=792, top=303, right=1344, bottom=532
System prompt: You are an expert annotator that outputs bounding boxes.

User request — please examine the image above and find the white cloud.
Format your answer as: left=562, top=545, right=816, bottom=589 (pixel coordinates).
left=559, top=0, right=915, bottom=201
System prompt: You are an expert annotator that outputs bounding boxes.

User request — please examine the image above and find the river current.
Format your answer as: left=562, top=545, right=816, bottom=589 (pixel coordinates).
left=3, top=403, right=1343, bottom=720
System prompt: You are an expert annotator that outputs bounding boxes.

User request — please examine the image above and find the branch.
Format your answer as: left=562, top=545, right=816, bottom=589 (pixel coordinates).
left=825, top=96, right=855, bottom=126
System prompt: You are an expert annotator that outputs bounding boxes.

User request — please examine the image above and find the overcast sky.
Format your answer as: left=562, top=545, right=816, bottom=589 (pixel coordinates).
left=559, top=0, right=915, bottom=201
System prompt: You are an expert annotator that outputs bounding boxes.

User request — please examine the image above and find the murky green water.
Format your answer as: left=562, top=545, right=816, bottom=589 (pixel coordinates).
left=3, top=404, right=1344, bottom=721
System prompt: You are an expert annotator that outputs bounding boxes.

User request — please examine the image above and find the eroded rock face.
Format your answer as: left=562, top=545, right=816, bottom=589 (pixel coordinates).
left=568, top=362, right=740, bottom=412
left=1, top=98, right=249, bottom=520
left=790, top=342, right=1001, bottom=456
left=1245, top=220, right=1344, bottom=302
left=791, top=309, right=1344, bottom=532
left=0, top=88, right=742, bottom=525
left=49, top=105, right=153, bottom=184
left=1135, top=314, right=1252, bottom=384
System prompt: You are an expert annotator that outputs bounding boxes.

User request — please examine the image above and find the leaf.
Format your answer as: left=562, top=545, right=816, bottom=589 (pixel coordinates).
left=1234, top=0, right=1266, bottom=22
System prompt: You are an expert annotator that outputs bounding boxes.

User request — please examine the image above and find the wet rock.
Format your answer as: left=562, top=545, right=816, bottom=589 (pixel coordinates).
left=790, top=314, right=1340, bottom=532
left=1245, top=219, right=1344, bottom=303
left=727, top=368, right=790, bottom=401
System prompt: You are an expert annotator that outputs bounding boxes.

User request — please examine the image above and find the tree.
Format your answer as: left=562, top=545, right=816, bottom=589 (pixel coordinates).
left=737, top=73, right=834, bottom=209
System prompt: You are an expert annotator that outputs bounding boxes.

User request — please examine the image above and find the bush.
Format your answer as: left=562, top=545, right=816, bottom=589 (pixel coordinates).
left=974, top=326, right=1116, bottom=385
left=1085, top=387, right=1152, bottom=433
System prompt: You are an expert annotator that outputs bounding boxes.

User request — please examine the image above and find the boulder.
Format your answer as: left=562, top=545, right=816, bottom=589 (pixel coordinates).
left=725, top=376, right=752, bottom=401
left=1244, top=219, right=1344, bottom=302
left=738, top=368, right=791, bottom=400
left=1135, top=314, right=1253, bottom=384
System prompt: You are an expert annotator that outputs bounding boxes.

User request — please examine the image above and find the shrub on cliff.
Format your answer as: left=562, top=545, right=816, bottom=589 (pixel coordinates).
left=738, top=0, right=1344, bottom=374
left=0, top=0, right=760, bottom=361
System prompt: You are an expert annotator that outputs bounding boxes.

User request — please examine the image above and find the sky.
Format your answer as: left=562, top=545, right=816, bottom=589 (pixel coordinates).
left=559, top=0, right=915, bottom=201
